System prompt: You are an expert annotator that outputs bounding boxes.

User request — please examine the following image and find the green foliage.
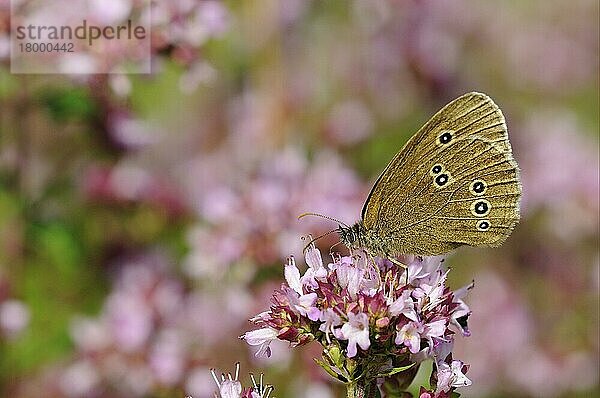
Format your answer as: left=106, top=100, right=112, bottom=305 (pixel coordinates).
left=40, top=86, right=97, bottom=122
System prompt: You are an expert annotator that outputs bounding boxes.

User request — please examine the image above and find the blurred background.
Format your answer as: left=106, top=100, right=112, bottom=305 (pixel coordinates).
left=0, top=1, right=598, bottom=397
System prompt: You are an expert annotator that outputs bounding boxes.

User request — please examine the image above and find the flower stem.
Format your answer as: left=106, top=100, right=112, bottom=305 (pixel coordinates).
left=346, top=379, right=378, bottom=398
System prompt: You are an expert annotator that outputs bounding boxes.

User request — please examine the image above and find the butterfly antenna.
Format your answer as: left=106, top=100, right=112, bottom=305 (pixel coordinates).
left=297, top=212, right=350, bottom=228
left=302, top=229, right=338, bottom=252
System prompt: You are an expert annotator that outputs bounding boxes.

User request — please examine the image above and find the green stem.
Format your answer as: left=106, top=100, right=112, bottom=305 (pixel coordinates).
left=346, top=379, right=378, bottom=398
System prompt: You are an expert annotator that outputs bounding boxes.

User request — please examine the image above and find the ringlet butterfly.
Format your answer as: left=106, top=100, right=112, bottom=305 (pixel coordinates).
left=302, top=92, right=522, bottom=260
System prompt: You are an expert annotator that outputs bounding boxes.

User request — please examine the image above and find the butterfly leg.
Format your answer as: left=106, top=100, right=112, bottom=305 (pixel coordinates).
left=364, top=250, right=382, bottom=285
left=328, top=241, right=343, bottom=258
left=386, top=255, right=409, bottom=285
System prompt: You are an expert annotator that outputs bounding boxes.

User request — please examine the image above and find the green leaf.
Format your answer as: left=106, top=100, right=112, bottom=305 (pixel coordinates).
left=314, top=358, right=346, bottom=382
left=325, top=345, right=344, bottom=368
left=376, top=363, right=415, bottom=378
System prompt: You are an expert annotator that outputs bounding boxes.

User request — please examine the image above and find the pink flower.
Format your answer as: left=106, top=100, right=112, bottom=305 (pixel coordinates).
left=396, top=321, right=424, bottom=354
left=398, top=255, right=445, bottom=285
left=242, top=328, right=278, bottom=358
left=389, top=289, right=418, bottom=321
left=211, top=363, right=274, bottom=398
left=418, top=387, right=451, bottom=398
left=284, top=256, right=303, bottom=294
left=340, top=312, right=371, bottom=357
left=450, top=281, right=474, bottom=337
left=424, top=319, right=447, bottom=342
left=436, top=360, right=472, bottom=393
left=300, top=245, right=328, bottom=289
left=413, top=270, right=448, bottom=311
left=431, top=340, right=454, bottom=365
left=293, top=292, right=321, bottom=321
left=218, top=380, right=242, bottom=398
left=333, top=257, right=365, bottom=299
left=319, top=308, right=343, bottom=343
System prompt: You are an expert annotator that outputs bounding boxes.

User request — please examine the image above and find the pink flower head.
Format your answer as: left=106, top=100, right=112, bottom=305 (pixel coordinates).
left=244, top=246, right=473, bottom=394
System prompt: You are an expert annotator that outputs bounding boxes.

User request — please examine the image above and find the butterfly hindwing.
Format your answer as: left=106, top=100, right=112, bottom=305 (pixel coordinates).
left=362, top=92, right=521, bottom=256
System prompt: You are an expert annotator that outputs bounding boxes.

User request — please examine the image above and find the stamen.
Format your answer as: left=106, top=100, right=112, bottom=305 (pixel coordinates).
left=210, top=369, right=220, bottom=387
left=265, top=385, right=274, bottom=398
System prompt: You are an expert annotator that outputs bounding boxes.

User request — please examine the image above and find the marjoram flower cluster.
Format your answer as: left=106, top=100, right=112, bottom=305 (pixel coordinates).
left=243, top=245, right=473, bottom=397
left=211, top=362, right=273, bottom=398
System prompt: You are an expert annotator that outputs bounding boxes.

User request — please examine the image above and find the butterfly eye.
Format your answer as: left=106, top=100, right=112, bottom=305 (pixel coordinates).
left=430, top=164, right=443, bottom=175
left=437, top=130, right=454, bottom=145
left=477, top=220, right=491, bottom=231
left=435, top=173, right=449, bottom=187
left=471, top=199, right=491, bottom=216
left=470, top=179, right=487, bottom=195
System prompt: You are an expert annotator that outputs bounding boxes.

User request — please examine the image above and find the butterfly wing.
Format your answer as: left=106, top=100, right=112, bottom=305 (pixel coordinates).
left=362, top=92, right=521, bottom=256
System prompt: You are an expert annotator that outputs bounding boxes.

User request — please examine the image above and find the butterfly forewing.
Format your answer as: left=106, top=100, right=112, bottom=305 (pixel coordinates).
left=361, top=92, right=521, bottom=256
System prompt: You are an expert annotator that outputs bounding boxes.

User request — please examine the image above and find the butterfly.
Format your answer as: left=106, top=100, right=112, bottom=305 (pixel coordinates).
left=302, top=92, right=522, bottom=260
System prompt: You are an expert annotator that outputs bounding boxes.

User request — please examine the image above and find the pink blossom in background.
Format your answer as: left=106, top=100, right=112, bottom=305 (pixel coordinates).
left=518, top=109, right=600, bottom=221
left=105, top=111, right=163, bottom=150
left=59, top=360, right=100, bottom=398
left=90, top=0, right=132, bottom=25
left=326, top=100, right=374, bottom=145
left=181, top=147, right=364, bottom=273
left=186, top=366, right=216, bottom=398
left=0, top=299, right=30, bottom=338
left=54, top=252, right=257, bottom=397
left=82, top=164, right=186, bottom=217
left=454, top=271, right=598, bottom=397
left=295, top=382, right=335, bottom=398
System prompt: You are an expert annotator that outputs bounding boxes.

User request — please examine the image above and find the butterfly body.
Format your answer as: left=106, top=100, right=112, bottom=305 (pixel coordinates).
left=339, top=221, right=461, bottom=258
left=338, top=92, right=522, bottom=257
left=337, top=222, right=396, bottom=258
